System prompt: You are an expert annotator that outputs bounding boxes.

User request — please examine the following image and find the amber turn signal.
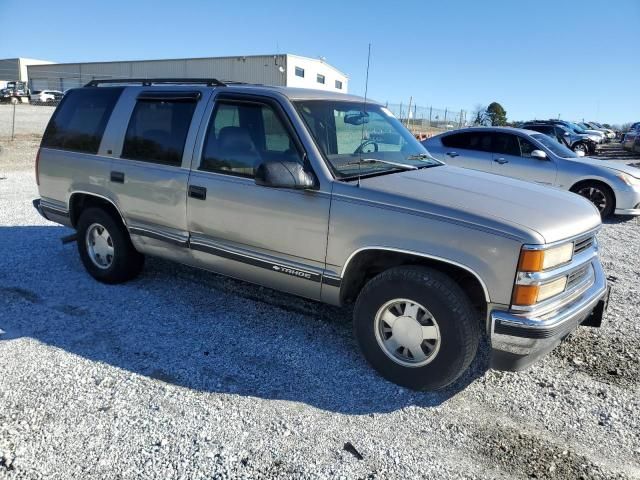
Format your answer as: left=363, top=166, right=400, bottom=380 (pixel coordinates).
left=517, top=250, right=545, bottom=273
left=512, top=284, right=540, bottom=306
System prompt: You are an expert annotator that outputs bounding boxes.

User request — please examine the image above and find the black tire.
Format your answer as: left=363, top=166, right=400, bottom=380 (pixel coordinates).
left=571, top=181, right=615, bottom=218
left=573, top=142, right=588, bottom=155
left=76, top=207, right=144, bottom=283
left=353, top=266, right=480, bottom=391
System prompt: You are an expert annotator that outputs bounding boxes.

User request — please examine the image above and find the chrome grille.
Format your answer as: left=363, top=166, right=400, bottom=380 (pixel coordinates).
left=573, top=236, right=594, bottom=255
left=566, top=264, right=590, bottom=290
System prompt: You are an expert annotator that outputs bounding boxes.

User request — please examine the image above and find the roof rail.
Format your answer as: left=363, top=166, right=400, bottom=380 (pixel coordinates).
left=84, top=78, right=229, bottom=87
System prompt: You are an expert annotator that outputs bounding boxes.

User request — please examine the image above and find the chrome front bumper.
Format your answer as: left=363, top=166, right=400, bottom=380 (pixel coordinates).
left=490, top=259, right=608, bottom=371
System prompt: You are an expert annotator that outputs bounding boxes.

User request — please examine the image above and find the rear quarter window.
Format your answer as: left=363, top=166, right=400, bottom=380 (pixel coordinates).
left=41, top=87, right=123, bottom=154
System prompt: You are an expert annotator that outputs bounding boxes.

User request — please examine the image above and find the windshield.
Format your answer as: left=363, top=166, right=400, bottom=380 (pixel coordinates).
left=566, top=122, right=587, bottom=134
left=532, top=133, right=578, bottom=158
left=295, top=100, right=440, bottom=179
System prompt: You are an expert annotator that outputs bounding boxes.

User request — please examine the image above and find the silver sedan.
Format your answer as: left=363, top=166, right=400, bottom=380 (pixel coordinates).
left=423, top=127, right=640, bottom=217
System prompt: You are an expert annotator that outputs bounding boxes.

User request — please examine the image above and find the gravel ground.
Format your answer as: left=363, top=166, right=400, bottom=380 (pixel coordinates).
left=0, top=105, right=55, bottom=142
left=1, top=137, right=639, bottom=479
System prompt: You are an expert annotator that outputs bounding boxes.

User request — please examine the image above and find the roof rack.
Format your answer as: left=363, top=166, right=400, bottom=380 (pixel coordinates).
left=84, top=78, right=229, bottom=87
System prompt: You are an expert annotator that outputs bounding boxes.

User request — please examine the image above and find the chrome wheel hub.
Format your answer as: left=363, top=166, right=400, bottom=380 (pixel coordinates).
left=374, top=299, right=441, bottom=368
left=86, top=223, right=114, bottom=269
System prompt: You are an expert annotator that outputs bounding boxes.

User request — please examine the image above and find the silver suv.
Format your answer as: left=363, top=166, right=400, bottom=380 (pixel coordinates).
left=33, top=79, right=610, bottom=390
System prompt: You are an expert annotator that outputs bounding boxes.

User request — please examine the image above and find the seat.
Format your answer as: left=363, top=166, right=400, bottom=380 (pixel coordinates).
left=213, top=126, right=262, bottom=175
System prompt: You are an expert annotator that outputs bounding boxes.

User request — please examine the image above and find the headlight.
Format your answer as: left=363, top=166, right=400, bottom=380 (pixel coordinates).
left=512, top=276, right=568, bottom=306
left=517, top=243, right=574, bottom=272
left=617, top=173, right=640, bottom=186
left=512, top=242, right=574, bottom=307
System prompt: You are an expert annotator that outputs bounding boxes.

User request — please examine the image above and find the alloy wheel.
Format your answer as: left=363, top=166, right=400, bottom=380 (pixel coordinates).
left=374, top=299, right=441, bottom=368
left=85, top=223, right=114, bottom=269
left=576, top=186, right=607, bottom=212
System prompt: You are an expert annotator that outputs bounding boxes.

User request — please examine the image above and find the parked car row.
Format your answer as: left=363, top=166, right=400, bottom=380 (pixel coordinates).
left=521, top=121, right=598, bottom=156
left=622, top=122, right=640, bottom=153
left=32, top=80, right=623, bottom=391
left=29, top=90, right=64, bottom=105
left=423, top=126, right=640, bottom=218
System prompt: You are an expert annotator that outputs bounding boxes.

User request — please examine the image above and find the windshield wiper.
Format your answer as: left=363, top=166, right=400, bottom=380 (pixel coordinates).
left=406, top=153, right=442, bottom=165
left=348, top=158, right=418, bottom=171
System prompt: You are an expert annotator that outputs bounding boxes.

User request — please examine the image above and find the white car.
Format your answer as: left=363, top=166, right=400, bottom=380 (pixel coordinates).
left=30, top=90, right=63, bottom=104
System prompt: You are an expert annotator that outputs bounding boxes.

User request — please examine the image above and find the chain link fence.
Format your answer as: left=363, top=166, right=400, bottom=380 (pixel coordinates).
left=385, top=103, right=468, bottom=138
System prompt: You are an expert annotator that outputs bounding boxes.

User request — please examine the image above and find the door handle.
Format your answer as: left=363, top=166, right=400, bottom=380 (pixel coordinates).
left=446, top=151, right=459, bottom=158
left=110, top=171, right=125, bottom=183
left=493, top=158, right=509, bottom=164
left=188, top=185, right=207, bottom=200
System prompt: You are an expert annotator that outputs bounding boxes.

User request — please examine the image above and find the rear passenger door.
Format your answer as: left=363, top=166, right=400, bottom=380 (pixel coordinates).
left=489, top=132, right=557, bottom=185
left=185, top=92, right=331, bottom=300
left=440, top=131, right=493, bottom=173
left=104, top=89, right=210, bottom=250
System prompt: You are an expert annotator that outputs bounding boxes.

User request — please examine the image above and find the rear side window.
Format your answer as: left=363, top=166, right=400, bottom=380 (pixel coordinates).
left=42, top=87, right=123, bottom=154
left=442, top=132, right=491, bottom=151
left=441, top=132, right=471, bottom=149
left=122, top=95, right=197, bottom=166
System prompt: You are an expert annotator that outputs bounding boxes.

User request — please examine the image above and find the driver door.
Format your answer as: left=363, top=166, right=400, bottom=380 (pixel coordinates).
left=186, top=92, right=331, bottom=300
left=489, top=132, right=557, bottom=185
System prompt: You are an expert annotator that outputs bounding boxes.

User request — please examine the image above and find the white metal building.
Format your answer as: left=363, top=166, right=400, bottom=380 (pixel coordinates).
left=0, top=58, right=53, bottom=85
left=26, top=54, right=349, bottom=92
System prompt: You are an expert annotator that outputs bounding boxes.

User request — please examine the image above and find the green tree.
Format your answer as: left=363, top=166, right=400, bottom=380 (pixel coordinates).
left=486, top=102, right=507, bottom=126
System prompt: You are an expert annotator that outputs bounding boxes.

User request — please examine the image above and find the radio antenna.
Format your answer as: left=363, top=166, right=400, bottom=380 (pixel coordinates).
left=357, top=43, right=371, bottom=188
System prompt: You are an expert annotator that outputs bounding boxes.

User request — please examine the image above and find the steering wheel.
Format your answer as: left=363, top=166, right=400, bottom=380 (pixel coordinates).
left=354, top=139, right=379, bottom=154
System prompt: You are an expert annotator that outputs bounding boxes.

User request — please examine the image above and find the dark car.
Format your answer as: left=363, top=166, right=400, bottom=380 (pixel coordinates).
left=522, top=122, right=596, bottom=155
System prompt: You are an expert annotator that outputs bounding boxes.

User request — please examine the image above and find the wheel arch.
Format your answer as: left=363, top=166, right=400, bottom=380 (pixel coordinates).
left=569, top=178, right=616, bottom=209
left=339, top=247, right=490, bottom=316
left=68, top=192, right=127, bottom=229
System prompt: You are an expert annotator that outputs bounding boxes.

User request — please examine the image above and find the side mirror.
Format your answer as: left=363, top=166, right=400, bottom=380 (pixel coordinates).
left=564, top=132, right=570, bottom=137
left=530, top=149, right=547, bottom=159
left=255, top=161, right=315, bottom=189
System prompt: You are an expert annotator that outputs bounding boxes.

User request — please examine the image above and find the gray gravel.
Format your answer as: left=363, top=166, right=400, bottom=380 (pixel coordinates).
left=1, top=138, right=639, bottom=479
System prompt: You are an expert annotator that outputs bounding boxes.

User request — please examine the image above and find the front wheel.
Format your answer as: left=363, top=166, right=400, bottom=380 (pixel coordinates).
left=573, top=142, right=588, bottom=155
left=353, top=266, right=480, bottom=391
left=571, top=182, right=615, bottom=218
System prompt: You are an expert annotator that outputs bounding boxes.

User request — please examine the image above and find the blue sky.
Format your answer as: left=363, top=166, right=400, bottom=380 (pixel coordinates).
left=1, top=0, right=638, bottom=124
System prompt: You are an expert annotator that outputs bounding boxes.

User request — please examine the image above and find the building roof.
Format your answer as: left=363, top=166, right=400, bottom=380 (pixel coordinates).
left=26, top=53, right=347, bottom=76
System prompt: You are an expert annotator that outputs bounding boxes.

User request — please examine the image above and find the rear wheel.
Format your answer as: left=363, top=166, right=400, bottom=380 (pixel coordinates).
left=353, top=266, right=480, bottom=391
left=76, top=207, right=144, bottom=283
left=571, top=181, right=615, bottom=218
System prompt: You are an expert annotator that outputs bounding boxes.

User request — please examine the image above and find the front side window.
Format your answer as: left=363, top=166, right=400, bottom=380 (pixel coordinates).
left=200, top=99, right=303, bottom=178
left=491, top=133, right=520, bottom=156
left=122, top=97, right=197, bottom=166
left=518, top=137, right=538, bottom=157
left=295, top=66, right=305, bottom=78
left=317, top=74, right=325, bottom=84
left=295, top=100, right=440, bottom=179
left=42, top=87, right=123, bottom=154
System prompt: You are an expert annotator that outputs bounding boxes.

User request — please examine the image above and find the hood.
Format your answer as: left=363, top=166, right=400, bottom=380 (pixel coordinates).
left=570, top=157, right=640, bottom=178
left=359, top=165, right=601, bottom=244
